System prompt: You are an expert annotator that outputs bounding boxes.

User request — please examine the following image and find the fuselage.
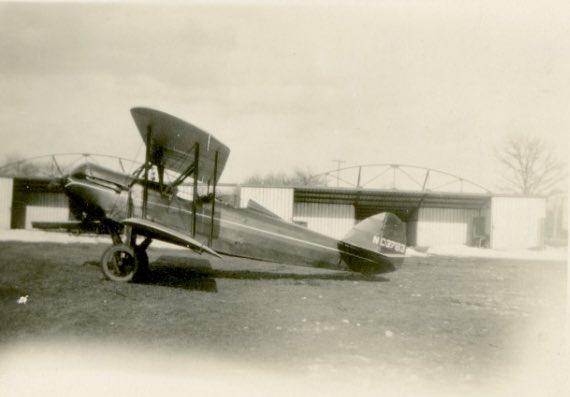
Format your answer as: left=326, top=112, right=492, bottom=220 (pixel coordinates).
left=64, top=163, right=399, bottom=274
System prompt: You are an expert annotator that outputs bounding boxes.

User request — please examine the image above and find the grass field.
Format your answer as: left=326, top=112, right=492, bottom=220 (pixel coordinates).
left=0, top=241, right=566, bottom=396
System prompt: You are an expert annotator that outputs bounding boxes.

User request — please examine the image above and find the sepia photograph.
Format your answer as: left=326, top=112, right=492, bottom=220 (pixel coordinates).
left=0, top=1, right=568, bottom=396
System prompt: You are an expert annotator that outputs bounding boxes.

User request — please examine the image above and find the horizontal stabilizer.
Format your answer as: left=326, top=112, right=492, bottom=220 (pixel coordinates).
left=130, top=107, right=230, bottom=183
left=122, top=218, right=221, bottom=258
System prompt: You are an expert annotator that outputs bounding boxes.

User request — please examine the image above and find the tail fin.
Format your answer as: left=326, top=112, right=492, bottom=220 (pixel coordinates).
left=338, top=212, right=406, bottom=274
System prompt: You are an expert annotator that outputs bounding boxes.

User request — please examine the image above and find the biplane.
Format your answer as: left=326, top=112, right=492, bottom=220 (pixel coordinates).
left=44, top=107, right=406, bottom=281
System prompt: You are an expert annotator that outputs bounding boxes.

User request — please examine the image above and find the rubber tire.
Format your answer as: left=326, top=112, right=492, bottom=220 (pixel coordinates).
left=101, top=244, right=139, bottom=282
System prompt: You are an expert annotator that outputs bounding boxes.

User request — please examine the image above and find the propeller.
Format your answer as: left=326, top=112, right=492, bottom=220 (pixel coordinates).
left=47, top=175, right=68, bottom=191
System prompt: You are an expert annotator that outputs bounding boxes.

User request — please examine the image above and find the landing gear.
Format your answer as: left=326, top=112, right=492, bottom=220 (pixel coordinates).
left=101, top=244, right=138, bottom=282
left=132, top=246, right=149, bottom=282
left=100, top=222, right=152, bottom=282
left=100, top=243, right=150, bottom=282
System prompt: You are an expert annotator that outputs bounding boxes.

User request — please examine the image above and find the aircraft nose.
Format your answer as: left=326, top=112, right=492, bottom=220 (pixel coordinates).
left=64, top=180, right=90, bottom=201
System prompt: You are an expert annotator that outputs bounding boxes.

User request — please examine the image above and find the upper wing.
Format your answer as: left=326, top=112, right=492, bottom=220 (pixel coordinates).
left=122, top=217, right=222, bottom=258
left=130, top=107, right=230, bottom=184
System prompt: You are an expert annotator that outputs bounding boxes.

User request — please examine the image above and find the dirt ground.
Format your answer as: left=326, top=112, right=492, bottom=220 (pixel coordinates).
left=0, top=241, right=567, bottom=396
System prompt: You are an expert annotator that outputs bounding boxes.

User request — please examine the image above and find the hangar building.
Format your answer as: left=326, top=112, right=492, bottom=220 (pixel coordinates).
left=240, top=186, right=546, bottom=249
left=0, top=162, right=553, bottom=250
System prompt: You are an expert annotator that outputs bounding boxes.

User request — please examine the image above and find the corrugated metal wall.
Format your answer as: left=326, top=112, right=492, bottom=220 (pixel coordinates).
left=22, top=192, right=70, bottom=229
left=491, top=197, right=546, bottom=249
left=407, top=220, right=418, bottom=246
left=293, top=202, right=355, bottom=239
left=0, top=178, right=13, bottom=229
left=25, top=206, right=70, bottom=229
left=240, top=187, right=294, bottom=222
left=415, top=207, right=481, bottom=246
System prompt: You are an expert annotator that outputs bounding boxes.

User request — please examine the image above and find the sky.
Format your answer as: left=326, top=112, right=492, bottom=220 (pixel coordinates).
left=0, top=0, right=568, bottom=190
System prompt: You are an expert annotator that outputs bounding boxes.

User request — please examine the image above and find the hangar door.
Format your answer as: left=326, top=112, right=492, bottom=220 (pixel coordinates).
left=294, top=187, right=490, bottom=247
left=357, top=205, right=490, bottom=247
left=11, top=178, right=70, bottom=229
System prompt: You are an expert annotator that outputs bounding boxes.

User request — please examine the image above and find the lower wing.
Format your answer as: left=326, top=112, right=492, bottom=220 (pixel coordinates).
left=121, top=217, right=221, bottom=258
left=32, top=220, right=105, bottom=234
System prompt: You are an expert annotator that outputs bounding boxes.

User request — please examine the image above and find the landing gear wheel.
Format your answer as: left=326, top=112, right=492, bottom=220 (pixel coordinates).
left=101, top=244, right=140, bottom=282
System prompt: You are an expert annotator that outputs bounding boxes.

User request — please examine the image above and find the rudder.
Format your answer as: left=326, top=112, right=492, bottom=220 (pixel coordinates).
left=338, top=212, right=406, bottom=274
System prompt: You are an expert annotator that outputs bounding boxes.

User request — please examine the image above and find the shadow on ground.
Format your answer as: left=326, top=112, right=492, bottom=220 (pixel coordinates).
left=84, top=255, right=388, bottom=293
left=139, top=265, right=219, bottom=292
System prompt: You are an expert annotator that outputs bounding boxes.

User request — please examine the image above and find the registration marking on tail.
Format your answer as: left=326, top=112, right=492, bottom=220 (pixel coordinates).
left=380, top=237, right=406, bottom=253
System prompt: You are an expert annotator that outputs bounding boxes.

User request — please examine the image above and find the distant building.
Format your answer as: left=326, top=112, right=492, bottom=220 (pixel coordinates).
left=0, top=176, right=550, bottom=250
left=241, top=186, right=546, bottom=250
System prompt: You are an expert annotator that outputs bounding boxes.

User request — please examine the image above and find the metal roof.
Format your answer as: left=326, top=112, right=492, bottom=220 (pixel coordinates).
left=294, top=187, right=491, bottom=210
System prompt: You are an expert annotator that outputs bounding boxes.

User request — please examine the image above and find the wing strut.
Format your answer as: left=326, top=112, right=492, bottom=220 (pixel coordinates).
left=142, top=125, right=152, bottom=219
left=191, top=143, right=199, bottom=237
left=208, top=150, right=219, bottom=246
left=131, top=123, right=220, bottom=247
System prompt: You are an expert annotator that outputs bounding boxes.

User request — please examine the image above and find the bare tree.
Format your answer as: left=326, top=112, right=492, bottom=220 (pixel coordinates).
left=243, top=167, right=327, bottom=187
left=290, top=167, right=328, bottom=186
left=496, top=134, right=567, bottom=195
left=0, top=154, right=55, bottom=178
